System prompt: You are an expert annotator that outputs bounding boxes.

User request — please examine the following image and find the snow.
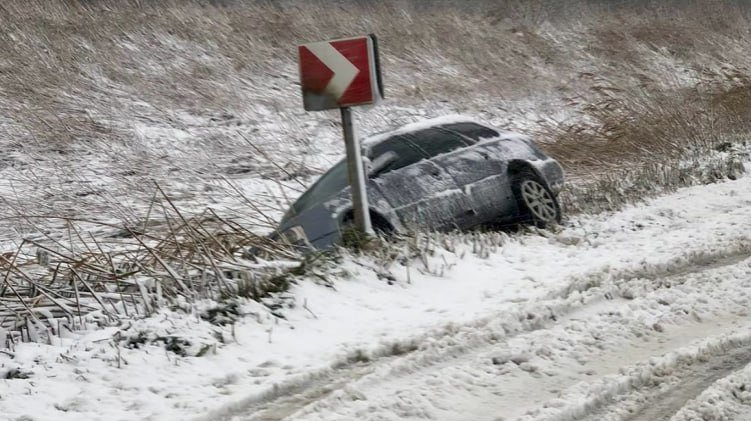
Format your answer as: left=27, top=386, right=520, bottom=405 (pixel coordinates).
left=673, top=362, right=751, bottom=420
left=1, top=160, right=750, bottom=419
left=361, top=114, right=525, bottom=147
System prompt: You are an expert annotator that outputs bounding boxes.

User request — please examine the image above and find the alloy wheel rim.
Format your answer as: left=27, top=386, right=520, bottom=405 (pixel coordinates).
left=520, top=180, right=557, bottom=222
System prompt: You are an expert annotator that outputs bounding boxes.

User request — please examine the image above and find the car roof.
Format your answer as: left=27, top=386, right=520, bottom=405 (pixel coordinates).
left=361, top=114, right=525, bottom=147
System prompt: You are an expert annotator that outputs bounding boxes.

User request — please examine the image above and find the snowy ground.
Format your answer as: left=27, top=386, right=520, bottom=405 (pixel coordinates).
left=1, top=158, right=750, bottom=420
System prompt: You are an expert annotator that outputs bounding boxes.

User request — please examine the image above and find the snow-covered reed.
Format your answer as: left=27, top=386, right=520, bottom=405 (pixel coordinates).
left=2, top=0, right=751, bottom=344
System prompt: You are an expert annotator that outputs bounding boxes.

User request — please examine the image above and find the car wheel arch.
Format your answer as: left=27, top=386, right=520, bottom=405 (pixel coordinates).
left=340, top=208, right=398, bottom=234
left=507, top=160, right=545, bottom=183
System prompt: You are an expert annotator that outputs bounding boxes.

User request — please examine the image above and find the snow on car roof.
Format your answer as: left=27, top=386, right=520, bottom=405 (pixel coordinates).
left=361, top=114, right=526, bottom=147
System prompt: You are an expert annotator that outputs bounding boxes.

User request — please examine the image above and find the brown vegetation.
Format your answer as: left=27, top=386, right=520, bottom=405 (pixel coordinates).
left=1, top=0, right=751, bottom=341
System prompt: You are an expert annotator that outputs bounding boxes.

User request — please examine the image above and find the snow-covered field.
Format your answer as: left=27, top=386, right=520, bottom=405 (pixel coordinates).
left=4, top=3, right=751, bottom=420
left=2, top=157, right=750, bottom=420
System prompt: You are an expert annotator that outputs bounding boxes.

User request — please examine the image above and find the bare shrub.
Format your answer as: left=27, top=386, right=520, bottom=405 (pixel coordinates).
left=0, top=189, right=315, bottom=346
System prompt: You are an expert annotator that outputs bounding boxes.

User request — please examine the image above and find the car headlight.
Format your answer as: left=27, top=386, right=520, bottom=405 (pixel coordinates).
left=281, top=225, right=310, bottom=247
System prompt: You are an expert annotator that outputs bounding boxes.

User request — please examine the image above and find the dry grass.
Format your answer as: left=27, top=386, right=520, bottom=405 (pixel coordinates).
left=1, top=0, right=750, bottom=141
left=2, top=0, right=751, bottom=344
left=536, top=65, right=751, bottom=213
left=1, top=1, right=750, bottom=185
left=0, top=186, right=319, bottom=347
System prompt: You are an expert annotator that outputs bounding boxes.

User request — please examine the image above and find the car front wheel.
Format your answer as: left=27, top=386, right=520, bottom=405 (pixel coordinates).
left=339, top=210, right=395, bottom=249
left=512, top=170, right=561, bottom=228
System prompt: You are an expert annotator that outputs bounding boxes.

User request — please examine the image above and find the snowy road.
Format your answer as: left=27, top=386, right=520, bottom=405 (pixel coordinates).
left=224, top=172, right=751, bottom=421
left=234, top=260, right=751, bottom=420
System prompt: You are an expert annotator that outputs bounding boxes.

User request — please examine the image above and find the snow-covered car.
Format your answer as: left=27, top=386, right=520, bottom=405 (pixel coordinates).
left=275, top=116, right=565, bottom=249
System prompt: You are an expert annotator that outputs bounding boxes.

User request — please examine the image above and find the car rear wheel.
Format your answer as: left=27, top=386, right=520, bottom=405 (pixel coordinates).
left=512, top=170, right=561, bottom=228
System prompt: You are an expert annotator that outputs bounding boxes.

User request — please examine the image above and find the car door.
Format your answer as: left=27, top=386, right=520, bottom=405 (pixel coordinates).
left=367, top=135, right=471, bottom=231
left=402, top=126, right=507, bottom=227
left=431, top=123, right=515, bottom=225
left=397, top=128, right=481, bottom=229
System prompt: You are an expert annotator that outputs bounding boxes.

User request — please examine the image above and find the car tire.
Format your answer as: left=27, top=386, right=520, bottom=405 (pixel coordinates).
left=511, top=169, right=561, bottom=228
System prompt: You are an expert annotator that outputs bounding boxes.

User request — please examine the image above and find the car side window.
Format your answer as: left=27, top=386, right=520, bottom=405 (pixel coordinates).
left=367, top=135, right=424, bottom=177
left=441, top=122, right=499, bottom=143
left=405, top=128, right=471, bottom=158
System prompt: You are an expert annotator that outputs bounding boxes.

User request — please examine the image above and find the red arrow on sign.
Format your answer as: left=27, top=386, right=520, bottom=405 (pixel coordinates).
left=298, top=36, right=381, bottom=111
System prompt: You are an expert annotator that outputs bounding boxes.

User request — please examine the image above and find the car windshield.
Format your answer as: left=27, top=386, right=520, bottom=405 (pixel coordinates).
left=287, top=159, right=348, bottom=217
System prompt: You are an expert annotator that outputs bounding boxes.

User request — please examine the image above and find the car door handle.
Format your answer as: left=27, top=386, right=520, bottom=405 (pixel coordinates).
left=455, top=208, right=476, bottom=219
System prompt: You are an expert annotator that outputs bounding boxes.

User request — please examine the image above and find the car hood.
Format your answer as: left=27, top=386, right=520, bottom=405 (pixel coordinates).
left=276, top=202, right=341, bottom=245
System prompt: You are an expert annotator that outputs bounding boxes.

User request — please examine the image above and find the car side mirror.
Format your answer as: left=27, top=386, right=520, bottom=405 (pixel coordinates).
left=367, top=151, right=398, bottom=177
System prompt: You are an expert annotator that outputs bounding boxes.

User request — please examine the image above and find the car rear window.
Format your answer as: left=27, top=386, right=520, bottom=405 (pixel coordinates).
left=441, top=122, right=499, bottom=142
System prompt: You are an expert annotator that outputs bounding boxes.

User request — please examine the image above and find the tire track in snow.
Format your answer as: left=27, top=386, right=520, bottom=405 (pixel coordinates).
left=519, top=253, right=751, bottom=421
left=287, top=252, right=751, bottom=420
left=625, top=344, right=751, bottom=420
left=671, top=358, right=751, bottom=420
left=214, top=243, right=751, bottom=421
left=537, top=331, right=751, bottom=421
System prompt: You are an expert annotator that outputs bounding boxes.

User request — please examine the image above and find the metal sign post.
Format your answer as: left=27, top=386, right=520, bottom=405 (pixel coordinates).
left=298, top=35, right=383, bottom=236
left=340, top=107, right=372, bottom=234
